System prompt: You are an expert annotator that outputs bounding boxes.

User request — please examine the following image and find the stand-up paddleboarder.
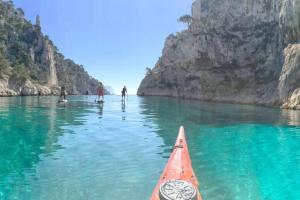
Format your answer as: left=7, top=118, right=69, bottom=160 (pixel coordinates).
left=97, top=82, right=105, bottom=102
left=121, top=86, right=127, bottom=101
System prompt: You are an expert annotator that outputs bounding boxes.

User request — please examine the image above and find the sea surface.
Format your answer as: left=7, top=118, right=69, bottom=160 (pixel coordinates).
left=0, top=95, right=300, bottom=200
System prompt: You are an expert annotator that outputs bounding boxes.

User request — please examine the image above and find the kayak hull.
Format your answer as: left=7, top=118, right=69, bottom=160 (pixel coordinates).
left=150, top=126, right=202, bottom=200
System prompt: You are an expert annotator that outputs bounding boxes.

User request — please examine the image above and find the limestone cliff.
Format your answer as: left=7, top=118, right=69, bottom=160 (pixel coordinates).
left=138, top=0, right=300, bottom=109
left=0, top=1, right=109, bottom=96
left=279, top=44, right=300, bottom=109
left=43, top=39, right=58, bottom=87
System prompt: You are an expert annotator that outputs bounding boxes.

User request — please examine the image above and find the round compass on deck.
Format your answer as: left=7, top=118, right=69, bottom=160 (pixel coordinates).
left=159, top=179, right=198, bottom=200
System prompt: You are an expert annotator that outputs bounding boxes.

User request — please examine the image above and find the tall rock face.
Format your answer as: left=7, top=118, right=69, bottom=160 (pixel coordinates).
left=0, top=1, right=107, bottom=96
left=279, top=0, right=300, bottom=45
left=42, top=39, right=58, bottom=87
left=279, top=44, right=300, bottom=109
left=138, top=0, right=300, bottom=108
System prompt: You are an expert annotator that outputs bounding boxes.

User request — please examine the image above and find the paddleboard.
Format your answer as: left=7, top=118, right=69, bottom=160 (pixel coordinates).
left=58, top=99, right=68, bottom=103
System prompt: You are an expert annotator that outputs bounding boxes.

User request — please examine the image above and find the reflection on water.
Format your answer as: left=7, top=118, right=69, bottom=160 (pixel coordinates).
left=281, top=109, right=300, bottom=126
left=122, top=100, right=126, bottom=120
left=98, top=102, right=104, bottom=118
left=122, top=100, right=126, bottom=112
left=140, top=96, right=297, bottom=127
left=0, top=96, right=300, bottom=200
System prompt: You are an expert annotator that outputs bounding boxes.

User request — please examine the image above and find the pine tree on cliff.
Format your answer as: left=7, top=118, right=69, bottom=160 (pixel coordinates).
left=178, top=15, right=193, bottom=27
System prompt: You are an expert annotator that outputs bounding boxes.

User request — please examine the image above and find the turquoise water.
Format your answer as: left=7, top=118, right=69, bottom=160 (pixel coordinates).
left=0, top=96, right=300, bottom=200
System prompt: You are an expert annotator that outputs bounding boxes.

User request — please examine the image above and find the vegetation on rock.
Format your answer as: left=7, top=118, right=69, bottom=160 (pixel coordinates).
left=0, top=0, right=108, bottom=96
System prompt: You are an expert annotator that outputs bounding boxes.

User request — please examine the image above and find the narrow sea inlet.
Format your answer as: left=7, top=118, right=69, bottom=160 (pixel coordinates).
left=0, top=96, right=300, bottom=200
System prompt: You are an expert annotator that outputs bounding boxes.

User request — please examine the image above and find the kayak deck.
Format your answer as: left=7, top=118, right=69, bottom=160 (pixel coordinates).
left=150, top=126, right=202, bottom=200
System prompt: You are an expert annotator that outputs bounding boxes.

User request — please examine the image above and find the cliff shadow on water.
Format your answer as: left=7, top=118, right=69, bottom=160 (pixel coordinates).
left=138, top=96, right=300, bottom=146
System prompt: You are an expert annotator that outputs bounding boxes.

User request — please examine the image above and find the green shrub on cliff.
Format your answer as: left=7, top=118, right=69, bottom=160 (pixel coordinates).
left=0, top=56, right=10, bottom=77
left=11, top=64, right=29, bottom=85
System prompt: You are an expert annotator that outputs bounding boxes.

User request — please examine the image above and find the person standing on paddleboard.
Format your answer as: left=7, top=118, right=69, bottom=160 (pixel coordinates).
left=60, top=85, right=66, bottom=100
left=121, top=86, right=127, bottom=101
left=97, top=82, right=104, bottom=101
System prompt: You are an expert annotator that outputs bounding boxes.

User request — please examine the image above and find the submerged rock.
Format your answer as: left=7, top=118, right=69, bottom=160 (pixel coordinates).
left=138, top=0, right=300, bottom=109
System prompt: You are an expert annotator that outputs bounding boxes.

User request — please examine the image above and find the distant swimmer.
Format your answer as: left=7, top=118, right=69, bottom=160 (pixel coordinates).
left=121, top=86, right=127, bottom=101
left=97, top=82, right=105, bottom=102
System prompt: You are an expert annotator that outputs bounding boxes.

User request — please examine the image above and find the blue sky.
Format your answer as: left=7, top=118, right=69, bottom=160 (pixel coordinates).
left=13, top=0, right=194, bottom=94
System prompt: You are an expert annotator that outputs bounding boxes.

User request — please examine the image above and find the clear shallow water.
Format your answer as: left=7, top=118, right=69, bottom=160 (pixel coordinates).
left=0, top=95, right=300, bottom=200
